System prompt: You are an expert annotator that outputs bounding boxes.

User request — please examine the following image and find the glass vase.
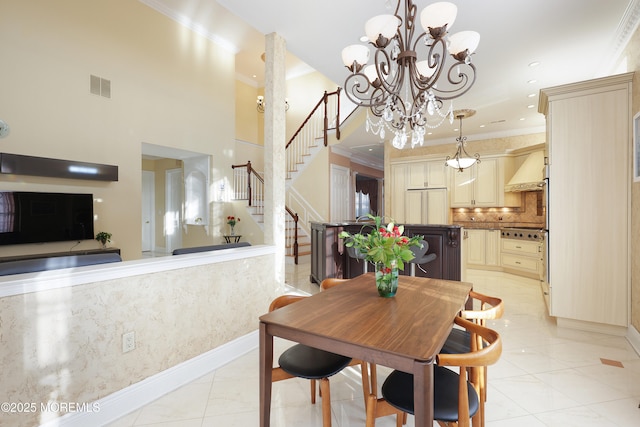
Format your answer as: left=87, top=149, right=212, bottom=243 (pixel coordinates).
left=230, top=225, right=235, bottom=236
left=375, top=259, right=399, bottom=297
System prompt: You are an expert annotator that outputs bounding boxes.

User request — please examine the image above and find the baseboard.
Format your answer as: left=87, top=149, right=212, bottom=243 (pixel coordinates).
left=39, top=330, right=258, bottom=427
left=627, top=324, right=640, bottom=357
left=556, top=317, right=627, bottom=336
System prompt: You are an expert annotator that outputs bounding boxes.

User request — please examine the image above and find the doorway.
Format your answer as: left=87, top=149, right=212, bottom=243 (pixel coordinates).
left=141, top=171, right=155, bottom=252
left=165, top=168, right=182, bottom=253
left=330, top=164, right=351, bottom=222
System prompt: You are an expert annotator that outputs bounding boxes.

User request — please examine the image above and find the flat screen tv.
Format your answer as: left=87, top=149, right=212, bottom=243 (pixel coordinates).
left=0, top=191, right=94, bottom=245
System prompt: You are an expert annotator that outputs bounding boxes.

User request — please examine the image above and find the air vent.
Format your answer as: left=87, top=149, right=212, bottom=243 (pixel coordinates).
left=90, top=75, right=111, bottom=98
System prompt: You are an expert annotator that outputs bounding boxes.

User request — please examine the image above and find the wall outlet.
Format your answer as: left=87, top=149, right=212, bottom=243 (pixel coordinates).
left=122, top=331, right=135, bottom=353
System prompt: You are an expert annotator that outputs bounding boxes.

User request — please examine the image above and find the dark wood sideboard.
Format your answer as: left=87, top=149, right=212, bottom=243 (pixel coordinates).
left=310, top=222, right=462, bottom=284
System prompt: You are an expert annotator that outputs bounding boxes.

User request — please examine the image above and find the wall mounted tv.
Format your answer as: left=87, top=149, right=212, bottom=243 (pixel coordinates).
left=0, top=191, right=94, bottom=245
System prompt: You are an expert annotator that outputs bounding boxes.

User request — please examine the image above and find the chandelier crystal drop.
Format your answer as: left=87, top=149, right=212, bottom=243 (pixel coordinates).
left=341, top=0, right=479, bottom=149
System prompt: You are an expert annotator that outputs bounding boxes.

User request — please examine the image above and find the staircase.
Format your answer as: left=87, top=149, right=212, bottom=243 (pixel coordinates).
left=232, top=89, right=341, bottom=263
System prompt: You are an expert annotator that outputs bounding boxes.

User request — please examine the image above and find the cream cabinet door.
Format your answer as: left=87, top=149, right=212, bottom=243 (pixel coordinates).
left=425, top=160, right=448, bottom=188
left=485, top=229, right=500, bottom=266
left=465, top=229, right=486, bottom=266
left=473, top=158, right=499, bottom=207
left=407, top=162, right=428, bottom=189
left=390, top=163, right=407, bottom=222
left=450, top=167, right=474, bottom=206
left=425, top=188, right=448, bottom=224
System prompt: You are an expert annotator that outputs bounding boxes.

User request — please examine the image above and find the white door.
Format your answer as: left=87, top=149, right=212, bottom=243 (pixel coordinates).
left=141, top=171, right=155, bottom=252
left=330, top=164, right=350, bottom=222
left=165, top=168, right=182, bottom=253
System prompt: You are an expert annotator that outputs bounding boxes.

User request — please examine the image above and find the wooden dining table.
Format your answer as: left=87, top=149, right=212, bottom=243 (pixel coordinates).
left=259, top=273, right=473, bottom=426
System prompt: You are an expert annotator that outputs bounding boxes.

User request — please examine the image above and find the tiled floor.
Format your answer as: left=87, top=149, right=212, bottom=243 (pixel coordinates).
left=107, top=263, right=640, bottom=426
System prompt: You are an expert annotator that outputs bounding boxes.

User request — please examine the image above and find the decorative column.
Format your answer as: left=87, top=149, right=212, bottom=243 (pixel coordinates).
left=264, top=32, right=286, bottom=286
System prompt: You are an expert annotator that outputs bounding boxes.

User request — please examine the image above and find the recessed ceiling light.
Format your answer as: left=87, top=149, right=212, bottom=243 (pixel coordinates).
left=528, top=61, right=540, bottom=67
left=520, top=118, right=526, bottom=121
left=359, top=35, right=368, bottom=42
left=527, top=104, right=535, bottom=109
left=479, top=124, right=486, bottom=128
left=528, top=93, right=536, bottom=98
left=368, top=148, right=373, bottom=151
left=528, top=79, right=537, bottom=84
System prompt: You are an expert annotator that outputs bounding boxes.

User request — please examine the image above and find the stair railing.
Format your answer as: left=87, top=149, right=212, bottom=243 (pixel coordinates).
left=232, top=161, right=300, bottom=263
left=232, top=89, right=342, bottom=264
left=285, top=89, right=341, bottom=179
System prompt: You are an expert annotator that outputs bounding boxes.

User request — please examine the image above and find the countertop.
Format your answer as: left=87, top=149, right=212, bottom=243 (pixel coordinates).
left=454, top=222, right=545, bottom=230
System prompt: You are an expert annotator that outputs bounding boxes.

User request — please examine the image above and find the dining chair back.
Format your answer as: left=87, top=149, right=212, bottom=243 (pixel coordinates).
left=367, top=317, right=502, bottom=427
left=440, top=291, right=503, bottom=427
left=319, top=278, right=349, bottom=291
left=269, top=294, right=354, bottom=427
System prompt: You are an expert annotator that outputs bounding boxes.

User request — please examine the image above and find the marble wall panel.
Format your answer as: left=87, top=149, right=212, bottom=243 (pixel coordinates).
left=0, top=254, right=278, bottom=427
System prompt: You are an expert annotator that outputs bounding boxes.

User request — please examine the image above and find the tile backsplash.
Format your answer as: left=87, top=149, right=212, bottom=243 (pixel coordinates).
left=451, top=191, right=545, bottom=228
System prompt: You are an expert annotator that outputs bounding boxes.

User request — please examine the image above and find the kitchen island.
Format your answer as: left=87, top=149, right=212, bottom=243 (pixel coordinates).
left=310, top=222, right=462, bottom=284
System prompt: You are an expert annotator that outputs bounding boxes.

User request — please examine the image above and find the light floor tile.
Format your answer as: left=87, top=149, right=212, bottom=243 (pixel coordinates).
left=105, top=265, right=640, bottom=427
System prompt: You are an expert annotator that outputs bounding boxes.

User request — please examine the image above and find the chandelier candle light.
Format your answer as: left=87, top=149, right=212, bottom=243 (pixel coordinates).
left=341, top=0, right=479, bottom=149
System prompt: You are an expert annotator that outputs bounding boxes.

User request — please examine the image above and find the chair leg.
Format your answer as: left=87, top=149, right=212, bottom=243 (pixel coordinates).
left=365, top=394, right=377, bottom=427
left=310, top=379, right=317, bottom=404
left=319, top=378, right=332, bottom=427
left=360, top=361, right=370, bottom=409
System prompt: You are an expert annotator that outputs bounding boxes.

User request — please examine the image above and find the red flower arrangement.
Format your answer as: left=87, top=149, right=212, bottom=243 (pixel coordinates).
left=339, top=214, right=422, bottom=270
left=226, top=216, right=240, bottom=227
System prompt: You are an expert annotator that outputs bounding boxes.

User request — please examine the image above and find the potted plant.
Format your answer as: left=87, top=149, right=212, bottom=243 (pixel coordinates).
left=339, top=214, right=422, bottom=297
left=96, top=231, right=112, bottom=249
left=226, top=216, right=240, bottom=235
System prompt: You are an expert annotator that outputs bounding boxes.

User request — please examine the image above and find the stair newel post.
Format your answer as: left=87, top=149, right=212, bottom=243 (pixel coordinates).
left=323, top=90, right=329, bottom=147
left=246, top=160, right=253, bottom=207
left=335, top=87, right=341, bottom=141
left=294, top=212, right=299, bottom=265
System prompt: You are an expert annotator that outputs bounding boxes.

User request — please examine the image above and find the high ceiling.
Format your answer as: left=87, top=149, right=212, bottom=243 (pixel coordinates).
left=141, top=0, right=639, bottom=161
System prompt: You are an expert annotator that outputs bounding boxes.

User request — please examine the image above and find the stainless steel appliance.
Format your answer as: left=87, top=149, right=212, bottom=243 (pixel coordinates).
left=500, top=227, right=545, bottom=242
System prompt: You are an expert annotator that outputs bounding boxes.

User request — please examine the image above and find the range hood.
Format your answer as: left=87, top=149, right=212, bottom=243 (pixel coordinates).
left=505, top=151, right=545, bottom=192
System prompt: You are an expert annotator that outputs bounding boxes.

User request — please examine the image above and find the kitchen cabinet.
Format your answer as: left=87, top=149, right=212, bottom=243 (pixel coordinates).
left=309, top=222, right=345, bottom=284
left=500, top=238, right=541, bottom=279
left=404, top=188, right=448, bottom=225
left=390, top=160, right=448, bottom=223
left=464, top=229, right=500, bottom=269
left=340, top=223, right=463, bottom=281
left=450, top=156, right=519, bottom=207
left=539, top=73, right=632, bottom=329
left=390, top=163, right=408, bottom=222
left=407, top=160, right=448, bottom=189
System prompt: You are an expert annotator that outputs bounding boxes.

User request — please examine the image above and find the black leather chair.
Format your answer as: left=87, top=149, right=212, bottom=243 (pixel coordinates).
left=269, top=295, right=354, bottom=427
left=408, top=239, right=437, bottom=276
left=366, top=317, right=502, bottom=427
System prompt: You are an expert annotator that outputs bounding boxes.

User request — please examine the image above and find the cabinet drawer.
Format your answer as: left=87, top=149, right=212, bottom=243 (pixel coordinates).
left=501, top=239, right=540, bottom=255
left=501, top=253, right=539, bottom=273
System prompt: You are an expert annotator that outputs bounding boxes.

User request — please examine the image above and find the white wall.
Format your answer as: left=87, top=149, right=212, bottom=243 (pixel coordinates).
left=0, top=0, right=236, bottom=260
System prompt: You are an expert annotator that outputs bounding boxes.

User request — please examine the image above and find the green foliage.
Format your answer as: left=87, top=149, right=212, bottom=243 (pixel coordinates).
left=95, top=231, right=112, bottom=244
left=339, top=214, right=423, bottom=270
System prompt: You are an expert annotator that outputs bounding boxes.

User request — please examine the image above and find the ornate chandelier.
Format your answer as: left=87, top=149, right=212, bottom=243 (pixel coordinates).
left=341, top=1, right=479, bottom=149
left=445, top=109, right=479, bottom=171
